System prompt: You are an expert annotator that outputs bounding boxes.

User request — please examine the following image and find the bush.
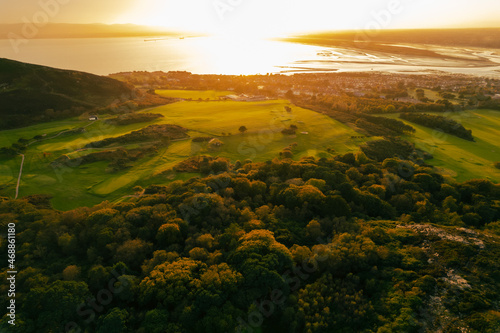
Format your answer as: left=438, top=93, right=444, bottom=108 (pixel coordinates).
left=281, top=128, right=296, bottom=135
left=361, top=138, right=415, bottom=162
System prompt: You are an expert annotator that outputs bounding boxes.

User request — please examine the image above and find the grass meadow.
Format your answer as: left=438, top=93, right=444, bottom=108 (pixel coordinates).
left=3, top=88, right=497, bottom=210
left=0, top=92, right=366, bottom=209
left=156, top=89, right=234, bottom=100
left=381, top=109, right=500, bottom=182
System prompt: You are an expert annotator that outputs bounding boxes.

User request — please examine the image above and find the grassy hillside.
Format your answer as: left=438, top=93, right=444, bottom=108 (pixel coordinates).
left=381, top=110, right=500, bottom=182
left=0, top=94, right=368, bottom=210
left=156, top=89, right=234, bottom=100
left=0, top=58, right=134, bottom=129
left=2, top=86, right=499, bottom=210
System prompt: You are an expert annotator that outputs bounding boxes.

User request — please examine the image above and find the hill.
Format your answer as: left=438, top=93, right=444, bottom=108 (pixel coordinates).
left=282, top=28, right=500, bottom=63
left=0, top=58, right=135, bottom=129
left=0, top=23, right=189, bottom=39
left=285, top=28, right=500, bottom=49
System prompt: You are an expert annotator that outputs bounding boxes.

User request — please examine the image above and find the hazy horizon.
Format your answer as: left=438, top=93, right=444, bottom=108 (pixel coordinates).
left=2, top=0, right=500, bottom=38
left=1, top=22, right=500, bottom=40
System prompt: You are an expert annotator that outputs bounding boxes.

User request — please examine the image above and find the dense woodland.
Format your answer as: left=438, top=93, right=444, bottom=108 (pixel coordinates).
left=399, top=113, right=474, bottom=141
left=1, top=149, right=499, bottom=332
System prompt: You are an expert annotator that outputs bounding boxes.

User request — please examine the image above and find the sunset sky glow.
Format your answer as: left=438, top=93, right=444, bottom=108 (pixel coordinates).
left=1, top=0, right=500, bottom=37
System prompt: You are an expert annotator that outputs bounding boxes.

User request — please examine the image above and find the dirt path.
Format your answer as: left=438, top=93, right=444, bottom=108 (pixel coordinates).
left=13, top=119, right=195, bottom=199
left=14, top=120, right=97, bottom=199
left=14, top=154, right=25, bottom=199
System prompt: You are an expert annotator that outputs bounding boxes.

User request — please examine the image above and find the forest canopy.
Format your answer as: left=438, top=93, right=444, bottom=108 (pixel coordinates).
left=1, top=154, right=499, bottom=332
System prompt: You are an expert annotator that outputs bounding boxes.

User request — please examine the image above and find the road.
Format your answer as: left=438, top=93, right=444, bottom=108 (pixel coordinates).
left=14, top=153, right=25, bottom=199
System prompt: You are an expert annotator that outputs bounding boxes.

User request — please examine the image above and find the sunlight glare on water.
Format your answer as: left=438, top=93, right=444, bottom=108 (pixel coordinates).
left=165, top=36, right=320, bottom=75
left=1, top=36, right=500, bottom=77
left=0, top=36, right=322, bottom=75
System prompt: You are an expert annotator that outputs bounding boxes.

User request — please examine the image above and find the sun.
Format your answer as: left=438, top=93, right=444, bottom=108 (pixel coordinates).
left=113, top=0, right=298, bottom=39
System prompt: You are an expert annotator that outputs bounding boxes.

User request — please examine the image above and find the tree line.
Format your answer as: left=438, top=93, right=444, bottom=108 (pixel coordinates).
left=400, top=113, right=474, bottom=141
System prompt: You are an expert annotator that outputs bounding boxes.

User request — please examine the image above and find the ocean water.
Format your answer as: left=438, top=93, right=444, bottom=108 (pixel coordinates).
left=1, top=36, right=500, bottom=77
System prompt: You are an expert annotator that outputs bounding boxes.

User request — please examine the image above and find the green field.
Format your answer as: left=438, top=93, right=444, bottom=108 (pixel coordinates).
left=156, top=89, right=234, bottom=100
left=381, top=110, right=500, bottom=182
left=2, top=97, right=499, bottom=210
left=0, top=97, right=367, bottom=210
left=0, top=118, right=83, bottom=148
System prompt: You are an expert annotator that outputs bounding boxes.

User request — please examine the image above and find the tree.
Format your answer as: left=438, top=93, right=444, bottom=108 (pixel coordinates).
left=97, top=308, right=128, bottom=333
left=189, top=247, right=210, bottom=261
left=114, top=239, right=152, bottom=270
left=58, top=233, right=78, bottom=254
left=297, top=185, right=326, bottom=207
left=157, top=223, right=182, bottom=246
left=87, top=265, right=109, bottom=292
left=280, top=148, right=294, bottom=159
left=139, top=258, right=207, bottom=307
left=297, top=273, right=374, bottom=332
left=197, top=234, right=215, bottom=249
left=141, top=309, right=170, bottom=333
left=385, top=104, right=396, bottom=112
left=229, top=230, right=293, bottom=302
left=23, top=280, right=90, bottom=331
left=238, top=126, right=248, bottom=134
left=323, top=195, right=351, bottom=217
left=306, top=220, right=324, bottom=240
left=443, top=196, right=459, bottom=213
left=62, top=265, right=81, bottom=281
left=281, top=128, right=296, bottom=136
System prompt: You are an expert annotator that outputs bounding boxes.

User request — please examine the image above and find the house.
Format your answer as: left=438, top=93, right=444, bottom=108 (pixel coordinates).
left=89, top=116, right=98, bottom=121
left=225, top=94, right=267, bottom=102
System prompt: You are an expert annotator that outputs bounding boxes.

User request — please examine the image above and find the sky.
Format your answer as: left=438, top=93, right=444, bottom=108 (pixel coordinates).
left=2, top=0, right=500, bottom=37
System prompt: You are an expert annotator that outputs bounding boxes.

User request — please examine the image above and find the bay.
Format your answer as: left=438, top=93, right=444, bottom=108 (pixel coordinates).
left=1, top=36, right=500, bottom=77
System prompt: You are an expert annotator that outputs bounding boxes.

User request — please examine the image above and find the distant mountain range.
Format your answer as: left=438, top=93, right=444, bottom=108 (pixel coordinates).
left=0, top=23, right=192, bottom=39
left=0, top=58, right=134, bottom=129
left=286, top=28, right=500, bottom=49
